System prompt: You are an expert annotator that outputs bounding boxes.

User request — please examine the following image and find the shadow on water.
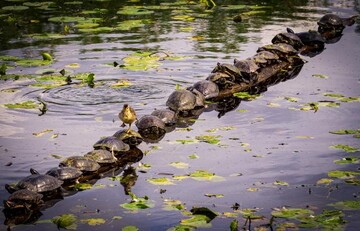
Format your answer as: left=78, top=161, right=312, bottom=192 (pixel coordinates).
left=0, top=0, right=359, bottom=230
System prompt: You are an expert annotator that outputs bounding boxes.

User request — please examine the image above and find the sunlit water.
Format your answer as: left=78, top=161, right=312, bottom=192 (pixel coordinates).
left=0, top=0, right=359, bottom=230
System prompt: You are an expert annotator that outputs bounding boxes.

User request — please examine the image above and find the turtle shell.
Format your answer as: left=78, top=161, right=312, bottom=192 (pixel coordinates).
left=46, top=167, right=82, bottom=181
left=136, top=115, right=166, bottom=135
left=84, top=149, right=117, bottom=164
left=188, top=80, right=219, bottom=99
left=257, top=43, right=298, bottom=58
left=166, top=89, right=197, bottom=112
left=93, top=136, right=130, bottom=153
left=13, top=174, right=63, bottom=193
left=318, top=14, right=344, bottom=27
left=211, top=63, right=242, bottom=79
left=4, top=189, right=43, bottom=210
left=60, top=156, right=100, bottom=172
left=287, top=28, right=325, bottom=46
left=113, top=129, right=143, bottom=146
left=234, top=59, right=259, bottom=83
left=271, top=32, right=304, bottom=50
left=206, top=72, right=235, bottom=89
left=151, top=109, right=177, bottom=125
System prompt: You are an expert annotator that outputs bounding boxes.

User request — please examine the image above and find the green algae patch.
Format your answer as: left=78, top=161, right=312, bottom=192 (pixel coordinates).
left=122, top=226, right=139, bottom=231
left=117, top=19, right=151, bottom=30
left=80, top=218, right=106, bottom=226
left=330, top=129, right=360, bottom=135
left=2, top=5, right=29, bottom=11
left=238, top=208, right=264, bottom=219
left=327, top=170, right=360, bottom=179
left=4, top=100, right=38, bottom=109
left=51, top=213, right=77, bottom=230
left=73, top=183, right=92, bottom=191
left=180, top=215, right=212, bottom=228
left=16, top=59, right=52, bottom=67
left=48, top=16, right=86, bottom=23
left=121, top=51, right=161, bottom=71
left=273, top=180, right=289, bottom=186
left=330, top=144, right=359, bottom=153
left=334, top=156, right=359, bottom=164
left=163, top=199, right=185, bottom=211
left=147, top=177, right=174, bottom=185
left=195, top=135, right=221, bottom=144
left=233, top=92, right=259, bottom=100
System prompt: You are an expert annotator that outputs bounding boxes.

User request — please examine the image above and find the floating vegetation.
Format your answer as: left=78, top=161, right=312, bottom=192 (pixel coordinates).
left=117, top=6, right=155, bottom=15
left=120, top=193, right=155, bottom=211
left=329, top=201, right=360, bottom=210
left=330, top=144, right=359, bottom=153
left=316, top=178, right=333, bottom=185
left=2, top=5, right=29, bottom=11
left=329, top=129, right=360, bottom=135
left=273, top=180, right=289, bottom=186
left=16, top=59, right=52, bottom=67
left=170, top=161, right=189, bottom=169
left=73, top=183, right=92, bottom=191
left=233, top=92, right=259, bottom=100
left=204, top=193, right=224, bottom=198
left=324, top=92, right=360, bottom=102
left=117, top=19, right=152, bottom=30
left=146, top=177, right=174, bottom=185
left=32, top=129, right=53, bottom=137
left=4, top=100, right=38, bottom=109
left=312, top=73, right=328, bottom=79
left=271, top=207, right=314, bottom=220
left=188, top=170, right=225, bottom=182
left=238, top=208, right=263, bottom=219
left=162, top=199, right=185, bottom=211
left=195, top=135, right=221, bottom=144
left=80, top=218, right=106, bottom=226
left=51, top=213, right=77, bottom=230
left=327, top=170, right=360, bottom=179
left=334, top=156, right=359, bottom=164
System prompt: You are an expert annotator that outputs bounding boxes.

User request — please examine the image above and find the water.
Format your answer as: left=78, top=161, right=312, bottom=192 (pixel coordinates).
left=0, top=0, right=359, bottom=230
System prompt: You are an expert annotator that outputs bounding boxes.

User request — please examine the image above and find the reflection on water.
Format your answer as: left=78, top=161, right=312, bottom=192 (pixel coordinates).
left=0, top=0, right=360, bottom=230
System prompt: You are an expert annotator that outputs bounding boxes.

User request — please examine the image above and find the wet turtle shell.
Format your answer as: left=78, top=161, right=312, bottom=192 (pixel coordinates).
left=84, top=149, right=118, bottom=164
left=206, top=72, right=235, bottom=89
left=318, top=14, right=344, bottom=28
left=93, top=136, right=130, bottom=153
left=46, top=167, right=82, bottom=181
left=5, top=174, right=63, bottom=194
left=136, top=115, right=166, bottom=135
left=4, top=189, right=43, bottom=210
left=151, top=109, right=177, bottom=125
left=287, top=28, right=325, bottom=46
left=113, top=129, right=143, bottom=146
left=188, top=80, right=219, bottom=99
left=59, top=156, right=101, bottom=172
left=211, top=62, right=242, bottom=78
left=257, top=43, right=298, bottom=58
left=271, top=32, right=304, bottom=50
left=253, top=51, right=279, bottom=66
left=166, top=89, right=203, bottom=112
left=233, top=59, right=259, bottom=83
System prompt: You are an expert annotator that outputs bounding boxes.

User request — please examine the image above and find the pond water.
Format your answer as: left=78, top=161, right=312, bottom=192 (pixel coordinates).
left=0, top=0, right=359, bottom=230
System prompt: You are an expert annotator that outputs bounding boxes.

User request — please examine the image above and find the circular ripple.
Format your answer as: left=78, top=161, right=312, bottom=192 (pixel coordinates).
left=39, top=79, right=167, bottom=116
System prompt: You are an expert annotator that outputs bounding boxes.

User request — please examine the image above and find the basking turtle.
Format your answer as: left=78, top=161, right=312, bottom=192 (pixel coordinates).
left=187, top=80, right=219, bottom=99
left=253, top=51, right=279, bottom=65
left=3, top=189, right=43, bottom=210
left=317, top=14, right=352, bottom=33
left=257, top=43, right=298, bottom=59
left=5, top=172, right=63, bottom=194
left=233, top=59, right=259, bottom=83
left=59, top=156, right=100, bottom=172
left=287, top=28, right=325, bottom=46
left=84, top=149, right=118, bottom=164
left=206, top=72, right=235, bottom=89
left=166, top=89, right=204, bottom=112
left=211, top=62, right=244, bottom=85
left=151, top=109, right=177, bottom=125
left=45, top=167, right=82, bottom=182
left=135, top=115, right=166, bottom=135
left=113, top=129, right=143, bottom=146
left=93, top=136, right=130, bottom=155
left=271, top=32, right=304, bottom=50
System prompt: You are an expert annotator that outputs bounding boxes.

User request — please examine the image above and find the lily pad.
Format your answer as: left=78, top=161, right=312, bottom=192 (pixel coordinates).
left=73, top=183, right=92, bottom=191
left=147, top=177, right=174, bottom=185
left=16, top=59, right=52, bottom=67
left=117, top=6, right=154, bottom=15
left=189, top=170, right=225, bottom=182
left=271, top=207, right=314, bottom=219
left=170, top=161, right=189, bottom=169
left=316, top=178, right=333, bottom=185
left=81, top=218, right=106, bottom=226
left=328, top=170, right=360, bottom=179
left=273, top=180, right=289, bottom=186
left=329, top=201, right=360, bottom=210
left=117, top=19, right=151, bottom=30
left=122, top=226, right=139, bottom=231
left=233, top=92, right=259, bottom=100
left=180, top=215, right=212, bottom=228
left=2, top=5, right=29, bottom=11
left=330, top=144, right=359, bottom=153
left=238, top=208, right=264, bottom=219
left=312, top=74, right=328, bottom=79
left=334, top=156, right=359, bottom=164
left=121, top=51, right=161, bottom=71
left=195, top=135, right=221, bottom=144
left=329, top=129, right=360, bottom=135
left=48, top=16, right=86, bottom=23
left=120, top=194, right=155, bottom=211
left=299, top=209, right=346, bottom=230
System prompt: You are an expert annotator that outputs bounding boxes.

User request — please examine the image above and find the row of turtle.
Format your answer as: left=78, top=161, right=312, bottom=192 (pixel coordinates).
left=3, top=13, right=358, bottom=215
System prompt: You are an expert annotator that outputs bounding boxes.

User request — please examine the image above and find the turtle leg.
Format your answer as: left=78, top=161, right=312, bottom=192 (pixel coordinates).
left=111, top=147, right=118, bottom=161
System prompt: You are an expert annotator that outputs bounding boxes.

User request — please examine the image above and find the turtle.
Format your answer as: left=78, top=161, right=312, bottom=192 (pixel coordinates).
left=317, top=14, right=346, bottom=33
left=233, top=59, right=259, bottom=83
left=84, top=149, right=118, bottom=164
left=113, top=129, right=143, bottom=146
left=211, top=62, right=244, bottom=84
left=166, top=89, right=204, bottom=112
left=206, top=72, right=236, bottom=89
left=271, top=32, right=304, bottom=50
left=5, top=172, right=63, bottom=194
left=45, top=167, right=82, bottom=182
left=93, top=136, right=130, bottom=155
left=151, top=109, right=177, bottom=125
left=253, top=51, right=280, bottom=65
left=3, top=189, right=43, bottom=210
left=135, top=115, right=166, bottom=135
left=257, top=43, right=298, bottom=59
left=287, top=28, right=325, bottom=46
left=187, top=80, right=219, bottom=99
left=59, top=156, right=101, bottom=172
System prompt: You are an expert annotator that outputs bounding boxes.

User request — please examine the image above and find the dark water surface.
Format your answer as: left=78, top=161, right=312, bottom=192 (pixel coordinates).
left=0, top=0, right=359, bottom=230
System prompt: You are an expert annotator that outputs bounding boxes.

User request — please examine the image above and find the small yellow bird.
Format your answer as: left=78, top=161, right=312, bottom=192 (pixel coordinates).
left=118, top=104, right=137, bottom=132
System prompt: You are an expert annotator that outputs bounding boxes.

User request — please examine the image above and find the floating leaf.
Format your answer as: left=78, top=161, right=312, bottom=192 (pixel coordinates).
left=41, top=52, right=53, bottom=61
left=328, top=170, right=360, bottom=179
left=271, top=207, right=314, bottom=219
left=284, top=96, right=299, bottom=102
left=195, top=135, right=221, bottom=144
left=0, top=63, right=7, bottom=75
left=112, top=216, right=122, bottom=220
left=122, top=226, right=139, bottom=231
left=312, top=74, right=328, bottom=79
left=73, top=183, right=92, bottom=191
left=329, top=129, right=360, bottom=135
left=233, top=92, right=259, bottom=100
left=170, top=162, right=189, bottom=169
left=299, top=209, right=346, bottom=230
left=296, top=135, right=314, bottom=139
left=267, top=102, right=280, bottom=107
left=247, top=187, right=258, bottom=192
left=204, top=193, right=224, bottom=198
left=117, top=6, right=154, bottom=15
left=163, top=199, right=185, bottom=211
left=339, top=96, right=360, bottom=102
left=188, top=154, right=199, bottom=159
left=147, top=177, right=174, bottom=185
left=334, top=156, right=359, bottom=164
left=344, top=178, right=360, bottom=185
left=111, top=80, right=132, bottom=88
left=274, top=180, right=289, bottom=186
left=330, top=144, right=359, bottom=153
left=121, top=51, right=161, bottom=71
left=16, top=59, right=52, bottom=67
left=189, top=170, right=224, bottom=182
left=238, top=208, right=264, bottom=219
left=323, top=93, right=344, bottom=98
left=120, top=194, right=155, bottom=211
left=329, top=201, right=360, bottom=210
left=52, top=214, right=77, bottom=230
left=4, top=100, right=38, bottom=109
left=316, top=178, right=333, bottom=185
left=81, top=218, right=106, bottom=226
left=32, top=129, right=53, bottom=137
left=180, top=215, right=211, bottom=228
left=176, top=139, right=198, bottom=144
left=2, top=5, right=29, bottom=11
left=236, top=109, right=248, bottom=113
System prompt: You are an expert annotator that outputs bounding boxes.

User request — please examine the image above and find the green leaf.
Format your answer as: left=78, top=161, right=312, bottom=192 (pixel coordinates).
left=233, top=92, right=259, bottom=100
left=41, top=52, right=53, bottom=61
left=330, top=144, right=359, bottom=153
left=0, top=63, right=7, bottom=75
left=163, top=199, right=185, bottom=211
left=147, top=177, right=174, bottom=185
left=329, top=201, right=360, bottom=210
left=80, top=218, right=106, bottom=226
left=334, top=156, right=359, bottom=164
left=73, top=183, right=92, bottom=191
left=328, top=170, right=360, bottom=179
left=329, top=129, right=360, bottom=135
left=4, top=100, right=38, bottom=109
left=271, top=207, right=314, bottom=219
left=176, top=139, right=198, bottom=144
left=344, top=178, right=360, bottom=185
left=122, top=226, right=139, bottom=231
left=188, top=154, right=199, bottom=159
left=170, top=161, right=189, bottom=169
left=230, top=219, right=238, bottom=231
left=204, top=193, right=224, bottom=198
left=189, top=170, right=225, bottom=182
left=312, top=74, right=328, bottom=79
left=120, top=194, right=155, bottom=211
left=316, top=178, right=333, bottom=185
left=195, top=135, right=221, bottom=144
left=180, top=215, right=212, bottom=228
left=16, top=59, right=52, bottom=67
left=274, top=180, right=289, bottom=186
left=238, top=208, right=264, bottom=219
left=52, top=214, right=77, bottom=230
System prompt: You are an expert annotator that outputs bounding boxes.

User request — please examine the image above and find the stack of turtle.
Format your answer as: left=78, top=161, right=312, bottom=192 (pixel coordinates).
left=3, top=13, right=358, bottom=217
